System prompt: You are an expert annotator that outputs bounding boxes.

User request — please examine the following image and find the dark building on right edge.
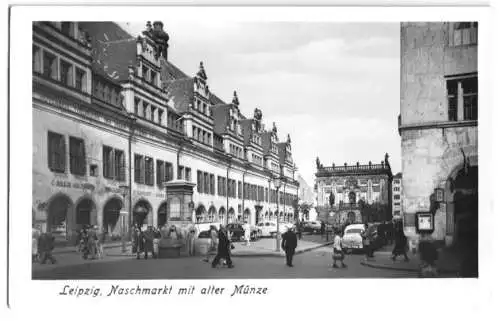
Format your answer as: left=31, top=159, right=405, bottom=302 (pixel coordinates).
left=399, top=23, right=478, bottom=253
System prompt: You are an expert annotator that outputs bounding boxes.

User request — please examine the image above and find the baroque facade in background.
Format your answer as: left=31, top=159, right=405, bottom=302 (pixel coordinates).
left=314, top=155, right=393, bottom=225
left=32, top=21, right=299, bottom=244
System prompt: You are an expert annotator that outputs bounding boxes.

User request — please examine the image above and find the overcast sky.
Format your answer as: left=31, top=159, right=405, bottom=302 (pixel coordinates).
left=120, top=21, right=401, bottom=187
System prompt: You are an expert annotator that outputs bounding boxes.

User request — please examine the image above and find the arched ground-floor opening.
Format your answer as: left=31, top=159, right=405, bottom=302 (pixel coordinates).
left=133, top=200, right=152, bottom=228
left=47, top=194, right=73, bottom=242
left=208, top=206, right=217, bottom=222
left=243, top=208, right=251, bottom=223
left=103, top=198, right=123, bottom=238
left=228, top=208, right=236, bottom=223
left=218, top=207, right=226, bottom=224
left=195, top=204, right=207, bottom=223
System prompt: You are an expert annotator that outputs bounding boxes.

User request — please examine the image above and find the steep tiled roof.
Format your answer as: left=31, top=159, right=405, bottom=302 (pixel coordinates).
left=164, top=78, right=194, bottom=113
left=210, top=93, right=226, bottom=105
left=161, top=60, right=189, bottom=82
left=79, top=22, right=133, bottom=42
left=93, top=38, right=137, bottom=81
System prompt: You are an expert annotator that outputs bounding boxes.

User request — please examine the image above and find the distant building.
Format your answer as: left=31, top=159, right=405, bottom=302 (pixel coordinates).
left=296, top=174, right=315, bottom=221
left=314, top=155, right=393, bottom=225
left=392, top=173, right=402, bottom=217
left=399, top=22, right=478, bottom=247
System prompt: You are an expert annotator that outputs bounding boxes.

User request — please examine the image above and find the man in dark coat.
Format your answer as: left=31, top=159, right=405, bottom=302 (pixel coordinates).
left=281, top=227, right=298, bottom=267
left=38, top=232, right=56, bottom=264
left=211, top=226, right=234, bottom=268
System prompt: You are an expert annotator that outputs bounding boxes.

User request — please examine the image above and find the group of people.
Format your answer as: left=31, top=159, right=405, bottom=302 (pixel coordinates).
left=132, top=225, right=162, bottom=260
left=76, top=225, right=105, bottom=260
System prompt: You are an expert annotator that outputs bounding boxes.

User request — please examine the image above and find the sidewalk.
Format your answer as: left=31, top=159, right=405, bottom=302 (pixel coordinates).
left=231, top=234, right=334, bottom=257
left=360, top=244, right=462, bottom=275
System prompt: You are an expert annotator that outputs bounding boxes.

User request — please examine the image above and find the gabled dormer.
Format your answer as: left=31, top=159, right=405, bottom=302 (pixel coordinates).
left=241, top=108, right=264, bottom=166
left=192, top=62, right=212, bottom=118
left=212, top=91, right=245, bottom=159
left=136, top=21, right=169, bottom=90
left=261, top=122, right=280, bottom=173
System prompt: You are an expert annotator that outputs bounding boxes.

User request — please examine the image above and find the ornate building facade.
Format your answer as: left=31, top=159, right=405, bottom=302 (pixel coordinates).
left=400, top=22, right=478, bottom=247
left=314, top=155, right=393, bottom=225
left=392, top=172, right=402, bottom=217
left=32, top=21, right=299, bottom=244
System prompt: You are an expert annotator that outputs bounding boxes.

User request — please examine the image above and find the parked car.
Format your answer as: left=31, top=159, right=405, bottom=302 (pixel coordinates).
left=303, top=221, right=322, bottom=234
left=256, top=221, right=287, bottom=237
left=341, top=223, right=366, bottom=253
left=226, top=223, right=259, bottom=241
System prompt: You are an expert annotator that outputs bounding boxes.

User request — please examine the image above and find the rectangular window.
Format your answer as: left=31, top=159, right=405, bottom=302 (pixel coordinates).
left=394, top=195, right=401, bottom=200
left=185, top=167, right=191, bottom=182
left=142, top=66, right=149, bottom=81
left=134, top=154, right=144, bottom=184
left=462, top=76, right=478, bottom=120
left=48, top=131, right=66, bottom=173
left=60, top=60, right=73, bottom=87
left=165, top=162, right=173, bottom=182
left=197, top=170, right=203, bottom=193
left=177, top=166, right=184, bottom=180
left=114, top=149, right=125, bottom=181
left=158, top=109, right=163, bottom=125
left=103, top=145, right=113, bottom=179
left=143, top=102, right=149, bottom=119
left=75, top=68, right=86, bottom=92
left=33, top=45, right=41, bottom=73
left=150, top=71, right=157, bottom=86
left=265, top=188, right=268, bottom=202
left=145, top=157, right=154, bottom=186
left=238, top=181, right=242, bottom=199
left=61, top=22, right=72, bottom=37
left=157, top=160, right=165, bottom=187
left=69, top=137, right=86, bottom=176
left=204, top=173, right=210, bottom=194
left=210, top=174, right=215, bottom=195
left=134, top=98, right=140, bottom=115
left=43, top=51, right=57, bottom=79
left=447, top=78, right=458, bottom=121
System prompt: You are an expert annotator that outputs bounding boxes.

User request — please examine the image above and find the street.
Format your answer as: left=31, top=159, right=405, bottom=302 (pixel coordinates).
left=32, top=246, right=419, bottom=280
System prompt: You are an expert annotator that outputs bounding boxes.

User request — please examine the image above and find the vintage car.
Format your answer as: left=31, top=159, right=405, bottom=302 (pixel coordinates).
left=256, top=221, right=287, bottom=237
left=341, top=224, right=366, bottom=252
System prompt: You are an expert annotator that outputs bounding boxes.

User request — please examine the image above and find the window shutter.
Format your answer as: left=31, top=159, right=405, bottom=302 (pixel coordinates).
left=60, top=135, right=66, bottom=172
left=140, top=157, right=145, bottom=184
left=120, top=152, right=126, bottom=181
left=81, top=140, right=86, bottom=175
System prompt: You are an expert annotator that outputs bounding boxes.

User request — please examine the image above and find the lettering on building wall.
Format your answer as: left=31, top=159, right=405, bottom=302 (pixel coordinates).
left=51, top=179, right=95, bottom=191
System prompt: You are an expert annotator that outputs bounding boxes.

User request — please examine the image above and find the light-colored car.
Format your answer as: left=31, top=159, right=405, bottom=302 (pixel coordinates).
left=341, top=224, right=366, bottom=252
left=256, top=221, right=287, bottom=237
left=304, top=221, right=322, bottom=234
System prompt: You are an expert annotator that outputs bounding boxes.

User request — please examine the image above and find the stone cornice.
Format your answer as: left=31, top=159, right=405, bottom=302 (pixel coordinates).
left=399, top=120, right=478, bottom=132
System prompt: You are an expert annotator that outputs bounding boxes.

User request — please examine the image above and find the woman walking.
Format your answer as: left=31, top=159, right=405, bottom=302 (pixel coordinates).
left=203, top=225, right=218, bottom=262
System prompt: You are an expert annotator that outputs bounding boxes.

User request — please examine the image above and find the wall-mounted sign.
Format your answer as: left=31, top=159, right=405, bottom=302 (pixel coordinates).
left=51, top=179, right=95, bottom=191
left=416, top=212, right=434, bottom=233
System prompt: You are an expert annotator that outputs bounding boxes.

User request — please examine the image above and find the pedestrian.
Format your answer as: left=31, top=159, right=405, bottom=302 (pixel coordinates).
left=243, top=221, right=251, bottom=246
left=32, top=225, right=41, bottom=263
left=418, top=232, right=438, bottom=277
left=320, top=221, right=325, bottom=236
left=186, top=225, right=197, bottom=256
left=153, top=227, right=161, bottom=258
left=361, top=223, right=373, bottom=260
left=211, top=225, right=234, bottom=268
left=203, top=225, right=218, bottom=262
left=142, top=226, right=155, bottom=259
left=87, top=225, right=98, bottom=260
left=96, top=226, right=105, bottom=259
left=332, top=228, right=347, bottom=268
left=135, top=226, right=145, bottom=260
left=38, top=232, right=56, bottom=264
left=392, top=223, right=410, bottom=262
left=281, top=226, right=298, bottom=267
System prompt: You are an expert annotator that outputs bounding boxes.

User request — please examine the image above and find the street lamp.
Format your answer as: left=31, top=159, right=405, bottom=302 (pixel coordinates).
left=272, top=175, right=283, bottom=252
left=119, top=185, right=129, bottom=254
